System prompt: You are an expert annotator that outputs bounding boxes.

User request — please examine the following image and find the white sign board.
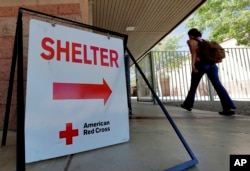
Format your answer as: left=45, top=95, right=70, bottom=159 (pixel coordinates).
left=25, top=19, right=129, bottom=163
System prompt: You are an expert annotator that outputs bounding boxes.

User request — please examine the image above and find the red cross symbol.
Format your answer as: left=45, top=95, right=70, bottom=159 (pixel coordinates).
left=59, top=123, right=79, bottom=145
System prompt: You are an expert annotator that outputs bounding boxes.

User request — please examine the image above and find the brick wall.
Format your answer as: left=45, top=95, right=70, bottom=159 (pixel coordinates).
left=0, top=4, right=83, bottom=130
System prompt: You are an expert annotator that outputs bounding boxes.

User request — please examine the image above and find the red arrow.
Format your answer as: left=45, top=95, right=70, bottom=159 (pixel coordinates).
left=53, top=79, right=112, bottom=105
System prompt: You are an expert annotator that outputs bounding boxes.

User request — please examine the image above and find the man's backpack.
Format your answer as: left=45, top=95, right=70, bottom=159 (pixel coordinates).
left=197, top=39, right=225, bottom=63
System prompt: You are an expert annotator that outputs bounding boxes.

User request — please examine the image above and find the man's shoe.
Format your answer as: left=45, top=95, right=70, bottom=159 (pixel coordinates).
left=219, top=110, right=235, bottom=116
left=181, top=104, right=192, bottom=111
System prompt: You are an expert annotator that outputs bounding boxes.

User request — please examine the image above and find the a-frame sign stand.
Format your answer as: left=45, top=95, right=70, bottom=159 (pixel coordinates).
left=126, top=47, right=199, bottom=171
left=1, top=7, right=198, bottom=171
left=1, top=12, right=26, bottom=171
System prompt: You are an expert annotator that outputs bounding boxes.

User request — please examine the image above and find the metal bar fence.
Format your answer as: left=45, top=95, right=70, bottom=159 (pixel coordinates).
left=134, top=48, right=250, bottom=102
left=135, top=53, right=154, bottom=102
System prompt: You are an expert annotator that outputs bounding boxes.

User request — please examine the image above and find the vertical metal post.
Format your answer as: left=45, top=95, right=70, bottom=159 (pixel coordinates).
left=134, top=64, right=139, bottom=101
left=124, top=55, right=132, bottom=115
left=149, top=52, right=156, bottom=104
left=16, top=11, right=26, bottom=171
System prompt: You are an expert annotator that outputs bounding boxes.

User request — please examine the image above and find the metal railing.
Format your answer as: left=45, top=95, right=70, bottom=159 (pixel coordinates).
left=133, top=48, right=250, bottom=102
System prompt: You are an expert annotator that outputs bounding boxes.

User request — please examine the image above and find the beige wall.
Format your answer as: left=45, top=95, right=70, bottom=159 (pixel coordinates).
left=0, top=0, right=89, bottom=130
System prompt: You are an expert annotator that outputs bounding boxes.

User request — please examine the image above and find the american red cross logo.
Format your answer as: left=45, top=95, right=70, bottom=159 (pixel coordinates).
left=59, top=123, right=79, bottom=145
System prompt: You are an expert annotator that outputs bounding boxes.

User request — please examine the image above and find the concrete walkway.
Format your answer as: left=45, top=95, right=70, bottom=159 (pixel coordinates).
left=1, top=101, right=250, bottom=171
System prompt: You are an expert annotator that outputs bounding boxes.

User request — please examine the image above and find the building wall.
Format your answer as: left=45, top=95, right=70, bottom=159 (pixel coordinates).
left=0, top=0, right=89, bottom=130
left=220, top=38, right=246, bottom=48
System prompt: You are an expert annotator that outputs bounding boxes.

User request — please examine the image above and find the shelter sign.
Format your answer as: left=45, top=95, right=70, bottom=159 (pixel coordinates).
left=25, top=19, right=129, bottom=163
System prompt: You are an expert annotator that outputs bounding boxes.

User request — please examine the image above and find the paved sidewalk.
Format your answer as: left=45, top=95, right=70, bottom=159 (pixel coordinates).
left=1, top=101, right=250, bottom=171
